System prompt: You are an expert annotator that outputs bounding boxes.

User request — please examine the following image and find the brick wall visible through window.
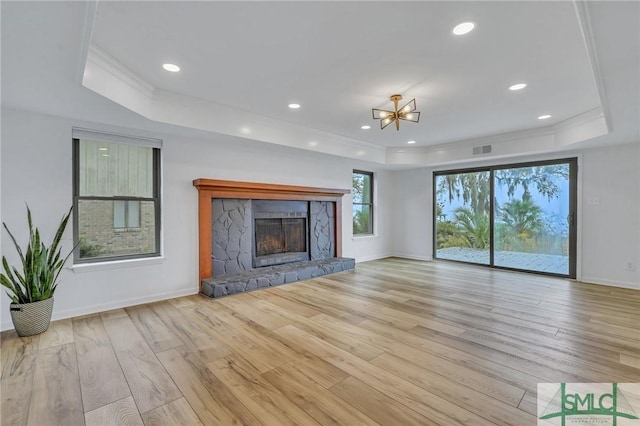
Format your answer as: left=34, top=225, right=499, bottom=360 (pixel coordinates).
left=73, top=129, right=161, bottom=262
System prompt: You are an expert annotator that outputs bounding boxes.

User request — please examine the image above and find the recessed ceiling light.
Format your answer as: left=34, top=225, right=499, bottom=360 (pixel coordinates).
left=509, top=83, right=527, bottom=91
left=407, top=140, right=416, bottom=144
left=101, top=154, right=110, bottom=157
left=452, top=21, right=476, bottom=36
left=162, top=63, right=180, bottom=72
left=288, top=103, right=301, bottom=109
left=538, top=114, right=552, bottom=120
left=361, top=125, right=371, bottom=130
left=98, top=147, right=108, bottom=151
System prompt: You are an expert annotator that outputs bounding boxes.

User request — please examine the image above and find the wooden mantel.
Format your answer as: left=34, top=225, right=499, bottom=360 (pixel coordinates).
left=193, top=179, right=350, bottom=283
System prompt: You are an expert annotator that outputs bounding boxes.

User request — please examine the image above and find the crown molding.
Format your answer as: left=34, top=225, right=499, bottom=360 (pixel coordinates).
left=77, top=1, right=98, bottom=84
left=573, top=0, right=612, bottom=132
left=389, top=126, right=555, bottom=156
left=385, top=106, right=609, bottom=167
left=552, top=107, right=604, bottom=131
left=387, top=106, right=606, bottom=155
left=85, top=44, right=155, bottom=99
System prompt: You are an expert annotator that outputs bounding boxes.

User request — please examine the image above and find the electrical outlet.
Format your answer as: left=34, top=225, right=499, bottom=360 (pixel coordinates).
left=626, top=262, right=636, bottom=271
left=587, top=196, right=600, bottom=205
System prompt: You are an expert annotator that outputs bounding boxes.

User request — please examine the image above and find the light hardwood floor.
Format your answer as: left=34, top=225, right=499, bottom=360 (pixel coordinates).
left=2, top=258, right=639, bottom=425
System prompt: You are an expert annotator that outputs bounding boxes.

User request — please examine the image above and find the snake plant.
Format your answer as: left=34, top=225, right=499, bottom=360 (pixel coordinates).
left=1, top=205, right=74, bottom=304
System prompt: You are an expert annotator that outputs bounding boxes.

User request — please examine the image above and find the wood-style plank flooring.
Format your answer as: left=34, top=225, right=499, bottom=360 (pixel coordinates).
left=2, top=258, right=639, bottom=425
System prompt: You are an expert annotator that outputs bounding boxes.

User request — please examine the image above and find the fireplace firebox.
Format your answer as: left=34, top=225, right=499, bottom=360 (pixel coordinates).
left=255, top=218, right=306, bottom=256
left=252, top=200, right=310, bottom=267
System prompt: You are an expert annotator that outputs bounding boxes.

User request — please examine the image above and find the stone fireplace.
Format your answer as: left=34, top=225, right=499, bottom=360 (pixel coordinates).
left=211, top=198, right=336, bottom=275
left=193, top=179, right=354, bottom=297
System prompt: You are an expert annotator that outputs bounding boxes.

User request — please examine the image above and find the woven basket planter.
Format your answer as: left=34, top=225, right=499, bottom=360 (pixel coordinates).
left=9, top=297, right=54, bottom=337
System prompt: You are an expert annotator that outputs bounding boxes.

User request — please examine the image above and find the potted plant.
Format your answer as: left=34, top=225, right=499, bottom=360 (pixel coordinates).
left=1, top=205, right=73, bottom=336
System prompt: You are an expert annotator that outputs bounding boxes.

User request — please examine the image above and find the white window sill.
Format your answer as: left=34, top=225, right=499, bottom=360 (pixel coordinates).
left=352, top=234, right=376, bottom=240
left=70, top=256, right=165, bottom=273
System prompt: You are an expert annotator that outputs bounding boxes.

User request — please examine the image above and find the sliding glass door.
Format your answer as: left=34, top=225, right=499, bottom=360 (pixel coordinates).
left=434, top=158, right=576, bottom=278
left=435, top=170, right=491, bottom=265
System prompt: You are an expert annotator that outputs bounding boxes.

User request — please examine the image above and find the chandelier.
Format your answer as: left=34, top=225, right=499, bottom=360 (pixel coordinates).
left=372, top=94, right=420, bottom=130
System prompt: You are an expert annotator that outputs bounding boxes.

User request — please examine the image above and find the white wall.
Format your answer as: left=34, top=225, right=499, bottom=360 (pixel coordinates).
left=0, top=108, right=393, bottom=330
left=389, top=168, right=432, bottom=260
left=580, top=144, right=640, bottom=288
left=391, top=143, right=640, bottom=289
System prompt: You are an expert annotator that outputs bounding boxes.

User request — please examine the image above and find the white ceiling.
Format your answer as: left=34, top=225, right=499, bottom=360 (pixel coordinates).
left=2, top=1, right=639, bottom=166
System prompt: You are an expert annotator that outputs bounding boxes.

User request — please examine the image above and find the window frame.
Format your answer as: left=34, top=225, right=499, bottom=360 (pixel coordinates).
left=72, top=131, right=161, bottom=264
left=352, top=169, right=374, bottom=236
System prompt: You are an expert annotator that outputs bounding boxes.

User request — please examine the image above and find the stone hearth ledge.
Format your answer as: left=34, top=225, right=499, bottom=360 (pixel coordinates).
left=201, top=257, right=355, bottom=298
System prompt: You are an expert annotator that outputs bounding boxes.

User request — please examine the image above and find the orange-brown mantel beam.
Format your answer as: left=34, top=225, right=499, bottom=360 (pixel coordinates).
left=193, top=179, right=350, bottom=286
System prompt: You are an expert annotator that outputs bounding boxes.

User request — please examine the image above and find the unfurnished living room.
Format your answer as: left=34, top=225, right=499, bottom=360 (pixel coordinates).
left=1, top=1, right=639, bottom=425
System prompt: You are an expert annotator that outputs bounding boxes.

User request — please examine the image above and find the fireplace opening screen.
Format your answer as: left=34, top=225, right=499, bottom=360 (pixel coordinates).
left=255, top=218, right=307, bottom=257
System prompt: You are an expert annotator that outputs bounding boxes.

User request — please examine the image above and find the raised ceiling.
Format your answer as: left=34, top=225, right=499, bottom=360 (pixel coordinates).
left=2, top=1, right=639, bottom=165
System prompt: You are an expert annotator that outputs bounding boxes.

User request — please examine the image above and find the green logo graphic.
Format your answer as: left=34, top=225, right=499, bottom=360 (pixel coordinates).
left=539, top=383, right=639, bottom=426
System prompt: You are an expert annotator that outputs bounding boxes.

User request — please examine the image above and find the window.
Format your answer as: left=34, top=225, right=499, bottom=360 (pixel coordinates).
left=73, top=129, right=161, bottom=263
left=352, top=170, right=373, bottom=235
left=114, top=200, right=141, bottom=228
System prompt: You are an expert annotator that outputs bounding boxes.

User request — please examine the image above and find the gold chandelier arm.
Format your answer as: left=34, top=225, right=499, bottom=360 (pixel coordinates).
left=398, top=111, right=420, bottom=123
left=380, top=116, right=397, bottom=130
left=372, top=108, right=395, bottom=119
left=399, top=98, right=417, bottom=114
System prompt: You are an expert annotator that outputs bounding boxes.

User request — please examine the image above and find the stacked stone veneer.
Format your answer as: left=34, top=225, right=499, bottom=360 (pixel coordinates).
left=310, top=201, right=335, bottom=260
left=212, top=199, right=252, bottom=276
left=205, top=198, right=354, bottom=298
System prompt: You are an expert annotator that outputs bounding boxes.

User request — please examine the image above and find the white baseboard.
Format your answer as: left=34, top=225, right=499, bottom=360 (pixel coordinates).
left=389, top=253, right=433, bottom=262
left=1, top=287, right=198, bottom=332
left=355, top=253, right=394, bottom=263
left=354, top=253, right=433, bottom=263
left=579, top=276, right=639, bottom=291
